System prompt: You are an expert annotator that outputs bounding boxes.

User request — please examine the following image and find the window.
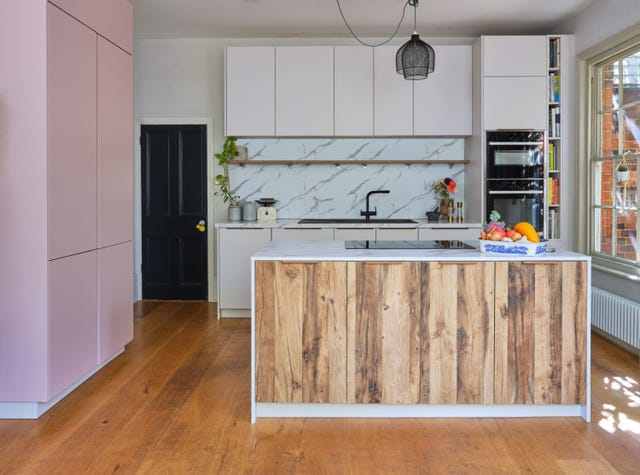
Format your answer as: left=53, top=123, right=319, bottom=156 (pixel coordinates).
left=590, top=45, right=640, bottom=276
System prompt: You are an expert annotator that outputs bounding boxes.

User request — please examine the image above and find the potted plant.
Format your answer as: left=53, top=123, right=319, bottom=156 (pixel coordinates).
left=215, top=136, right=241, bottom=220
left=616, top=165, right=629, bottom=182
left=433, top=177, right=457, bottom=218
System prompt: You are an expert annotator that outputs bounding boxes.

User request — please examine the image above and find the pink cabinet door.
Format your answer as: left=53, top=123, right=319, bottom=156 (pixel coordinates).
left=97, top=0, right=133, bottom=53
left=47, top=4, right=97, bottom=260
left=97, top=37, right=133, bottom=248
left=48, top=0, right=97, bottom=30
left=98, top=242, right=133, bottom=363
left=49, top=251, right=98, bottom=398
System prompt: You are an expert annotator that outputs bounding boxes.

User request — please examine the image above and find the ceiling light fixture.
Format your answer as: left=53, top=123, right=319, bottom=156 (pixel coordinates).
left=336, top=0, right=435, bottom=80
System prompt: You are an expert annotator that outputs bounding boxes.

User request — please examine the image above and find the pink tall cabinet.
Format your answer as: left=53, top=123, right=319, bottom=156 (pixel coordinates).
left=0, top=0, right=133, bottom=418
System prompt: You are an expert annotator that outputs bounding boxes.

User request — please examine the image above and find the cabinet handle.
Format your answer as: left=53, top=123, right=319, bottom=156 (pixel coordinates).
left=283, top=227, right=323, bottom=230
left=427, top=227, right=470, bottom=230
left=226, top=227, right=265, bottom=230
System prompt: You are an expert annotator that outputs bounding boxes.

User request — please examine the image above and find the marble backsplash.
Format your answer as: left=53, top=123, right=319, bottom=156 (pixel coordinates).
left=230, top=138, right=466, bottom=219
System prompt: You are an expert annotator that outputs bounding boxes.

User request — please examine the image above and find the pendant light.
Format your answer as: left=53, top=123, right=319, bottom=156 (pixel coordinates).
left=336, top=0, right=435, bottom=80
left=396, top=1, right=435, bottom=80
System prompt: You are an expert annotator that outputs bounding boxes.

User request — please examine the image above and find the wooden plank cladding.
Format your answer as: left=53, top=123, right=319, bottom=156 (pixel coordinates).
left=255, top=259, right=587, bottom=407
left=255, top=261, right=347, bottom=403
left=494, top=261, right=587, bottom=405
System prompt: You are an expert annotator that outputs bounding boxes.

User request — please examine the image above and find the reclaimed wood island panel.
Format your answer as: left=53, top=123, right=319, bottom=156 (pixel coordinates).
left=251, top=241, right=590, bottom=422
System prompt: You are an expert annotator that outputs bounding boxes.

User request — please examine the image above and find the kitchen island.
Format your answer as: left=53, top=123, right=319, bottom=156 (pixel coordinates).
left=251, top=240, right=590, bottom=422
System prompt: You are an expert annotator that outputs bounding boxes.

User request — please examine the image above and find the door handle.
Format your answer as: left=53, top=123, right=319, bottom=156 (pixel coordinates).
left=196, top=219, right=206, bottom=232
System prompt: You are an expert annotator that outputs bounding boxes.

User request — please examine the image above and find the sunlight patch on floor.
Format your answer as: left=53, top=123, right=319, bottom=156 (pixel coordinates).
left=598, top=376, right=640, bottom=434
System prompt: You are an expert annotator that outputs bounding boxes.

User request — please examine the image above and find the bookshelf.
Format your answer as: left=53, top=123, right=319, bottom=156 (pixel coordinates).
left=547, top=36, right=562, bottom=240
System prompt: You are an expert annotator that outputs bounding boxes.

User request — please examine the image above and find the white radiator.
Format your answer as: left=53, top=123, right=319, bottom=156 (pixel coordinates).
left=592, top=287, right=640, bottom=351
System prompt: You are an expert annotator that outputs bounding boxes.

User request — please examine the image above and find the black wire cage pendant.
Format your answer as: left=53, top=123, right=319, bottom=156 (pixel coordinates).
left=396, top=33, right=435, bottom=80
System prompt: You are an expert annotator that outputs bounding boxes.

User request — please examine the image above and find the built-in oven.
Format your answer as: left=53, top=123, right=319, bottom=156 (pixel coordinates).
left=486, top=131, right=545, bottom=179
left=485, top=180, right=544, bottom=232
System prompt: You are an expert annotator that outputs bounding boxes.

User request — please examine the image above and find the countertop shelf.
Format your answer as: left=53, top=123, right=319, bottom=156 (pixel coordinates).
left=230, top=159, right=470, bottom=166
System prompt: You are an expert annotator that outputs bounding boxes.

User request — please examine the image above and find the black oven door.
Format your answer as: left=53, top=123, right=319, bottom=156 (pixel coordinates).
left=486, top=190, right=544, bottom=232
left=486, top=132, right=545, bottom=179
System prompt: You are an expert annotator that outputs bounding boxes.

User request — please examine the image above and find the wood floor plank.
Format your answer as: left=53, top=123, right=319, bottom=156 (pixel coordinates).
left=1, top=302, right=639, bottom=474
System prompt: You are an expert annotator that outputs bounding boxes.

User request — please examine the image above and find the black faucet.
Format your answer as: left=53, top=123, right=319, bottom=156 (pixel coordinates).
left=360, top=190, right=390, bottom=221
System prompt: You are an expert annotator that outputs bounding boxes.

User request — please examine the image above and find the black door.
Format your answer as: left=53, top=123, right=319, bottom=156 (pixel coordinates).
left=141, top=124, right=208, bottom=300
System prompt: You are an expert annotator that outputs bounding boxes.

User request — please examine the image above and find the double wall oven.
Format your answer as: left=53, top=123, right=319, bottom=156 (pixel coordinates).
left=485, top=131, right=545, bottom=232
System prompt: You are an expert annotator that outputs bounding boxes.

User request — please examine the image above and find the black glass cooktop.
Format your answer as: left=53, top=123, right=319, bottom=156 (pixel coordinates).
left=345, top=240, right=476, bottom=250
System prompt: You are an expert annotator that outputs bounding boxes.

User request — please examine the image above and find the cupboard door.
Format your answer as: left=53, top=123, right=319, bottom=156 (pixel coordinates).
left=97, top=0, right=133, bottom=53
left=218, top=228, right=271, bottom=310
left=483, top=76, right=547, bottom=130
left=349, top=262, right=422, bottom=403
left=421, top=262, right=495, bottom=404
left=49, top=251, right=98, bottom=398
left=276, top=46, right=334, bottom=136
left=255, top=261, right=347, bottom=403
left=334, top=228, right=375, bottom=241
left=48, top=0, right=97, bottom=30
left=98, top=242, right=133, bottom=363
left=483, top=36, right=547, bottom=77
left=98, top=37, right=133, bottom=248
left=414, top=45, right=472, bottom=136
left=48, top=4, right=97, bottom=260
left=225, top=47, right=275, bottom=136
left=376, top=228, right=419, bottom=241
left=374, top=46, right=413, bottom=135
left=494, top=261, right=588, bottom=405
left=334, top=46, right=373, bottom=136
left=271, top=228, right=334, bottom=240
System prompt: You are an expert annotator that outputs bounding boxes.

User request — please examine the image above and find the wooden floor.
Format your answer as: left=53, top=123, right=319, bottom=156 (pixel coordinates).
left=1, top=301, right=639, bottom=474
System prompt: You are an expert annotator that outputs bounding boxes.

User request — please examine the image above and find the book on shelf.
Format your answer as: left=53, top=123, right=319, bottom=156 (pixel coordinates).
left=548, top=106, right=561, bottom=137
left=549, top=73, right=560, bottom=102
left=549, top=37, right=560, bottom=69
left=547, top=177, right=559, bottom=205
left=549, top=209, right=559, bottom=239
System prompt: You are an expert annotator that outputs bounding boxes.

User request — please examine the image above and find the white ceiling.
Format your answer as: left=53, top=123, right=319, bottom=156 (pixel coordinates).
left=131, top=0, right=596, bottom=40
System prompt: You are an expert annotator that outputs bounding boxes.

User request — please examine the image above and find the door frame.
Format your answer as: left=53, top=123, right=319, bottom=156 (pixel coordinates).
left=134, top=118, right=215, bottom=302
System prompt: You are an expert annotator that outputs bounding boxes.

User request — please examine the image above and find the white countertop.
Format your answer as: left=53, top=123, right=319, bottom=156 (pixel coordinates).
left=216, top=218, right=482, bottom=229
left=251, top=239, right=590, bottom=262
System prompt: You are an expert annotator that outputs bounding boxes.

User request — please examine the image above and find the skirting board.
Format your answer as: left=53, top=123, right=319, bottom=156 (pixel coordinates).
left=0, top=349, right=124, bottom=419
left=254, top=403, right=590, bottom=423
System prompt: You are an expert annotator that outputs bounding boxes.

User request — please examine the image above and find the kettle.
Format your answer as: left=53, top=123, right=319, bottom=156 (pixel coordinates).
left=242, top=201, right=257, bottom=221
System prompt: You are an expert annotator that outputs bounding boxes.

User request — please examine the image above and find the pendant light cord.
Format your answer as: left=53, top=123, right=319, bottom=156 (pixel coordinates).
left=336, top=0, right=415, bottom=48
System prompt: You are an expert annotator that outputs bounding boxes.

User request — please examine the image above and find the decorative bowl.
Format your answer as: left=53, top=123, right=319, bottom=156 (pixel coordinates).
left=426, top=211, right=441, bottom=222
left=478, top=239, right=548, bottom=256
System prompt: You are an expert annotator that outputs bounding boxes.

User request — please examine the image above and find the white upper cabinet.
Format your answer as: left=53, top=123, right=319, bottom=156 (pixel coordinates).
left=374, top=46, right=413, bottom=136
left=414, top=45, right=472, bottom=136
left=483, top=36, right=547, bottom=77
left=334, top=46, right=373, bottom=136
left=483, top=76, right=547, bottom=130
left=225, top=47, right=275, bottom=136
left=276, top=46, right=334, bottom=136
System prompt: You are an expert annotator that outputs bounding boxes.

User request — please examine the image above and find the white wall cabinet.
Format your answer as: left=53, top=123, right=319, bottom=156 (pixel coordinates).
left=414, top=45, right=472, bottom=136
left=334, top=46, right=373, bottom=136
left=276, top=46, right=334, bottom=136
left=225, top=47, right=275, bottom=136
left=483, top=36, right=547, bottom=77
left=374, top=46, right=413, bottom=136
left=483, top=76, right=547, bottom=130
left=218, top=228, right=271, bottom=313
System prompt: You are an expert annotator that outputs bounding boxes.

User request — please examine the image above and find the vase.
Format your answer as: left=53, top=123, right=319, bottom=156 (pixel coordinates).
left=616, top=170, right=629, bottom=182
left=228, top=205, right=242, bottom=222
left=439, top=198, right=453, bottom=218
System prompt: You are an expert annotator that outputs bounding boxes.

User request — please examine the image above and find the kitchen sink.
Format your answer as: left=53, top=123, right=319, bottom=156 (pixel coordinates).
left=298, top=218, right=418, bottom=224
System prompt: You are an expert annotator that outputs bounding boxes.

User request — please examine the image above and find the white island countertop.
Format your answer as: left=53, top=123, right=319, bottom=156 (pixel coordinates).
left=251, top=239, right=590, bottom=262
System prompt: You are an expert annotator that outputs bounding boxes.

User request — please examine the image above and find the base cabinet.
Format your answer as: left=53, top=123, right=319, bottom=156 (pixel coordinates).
left=494, top=261, right=588, bottom=404
left=255, top=259, right=587, bottom=407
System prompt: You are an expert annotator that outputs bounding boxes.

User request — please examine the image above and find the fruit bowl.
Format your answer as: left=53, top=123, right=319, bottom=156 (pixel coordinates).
left=478, top=239, right=548, bottom=256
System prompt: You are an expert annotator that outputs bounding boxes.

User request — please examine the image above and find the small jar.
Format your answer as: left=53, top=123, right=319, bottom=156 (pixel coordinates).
left=456, top=202, right=463, bottom=223
left=448, top=200, right=454, bottom=223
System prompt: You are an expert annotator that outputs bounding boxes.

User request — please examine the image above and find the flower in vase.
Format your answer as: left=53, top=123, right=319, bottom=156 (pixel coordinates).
left=434, top=177, right=457, bottom=200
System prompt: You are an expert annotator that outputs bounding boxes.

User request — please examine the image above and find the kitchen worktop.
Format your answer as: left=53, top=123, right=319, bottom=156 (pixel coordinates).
left=251, top=239, right=589, bottom=262
left=215, top=218, right=482, bottom=229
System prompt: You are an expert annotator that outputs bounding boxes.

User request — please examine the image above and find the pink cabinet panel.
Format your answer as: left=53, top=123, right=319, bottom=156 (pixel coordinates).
left=47, top=4, right=97, bottom=260
left=49, top=251, right=98, bottom=398
left=48, top=0, right=97, bottom=30
left=98, top=242, right=133, bottom=363
left=97, top=0, right=133, bottom=53
left=98, top=37, right=133, bottom=248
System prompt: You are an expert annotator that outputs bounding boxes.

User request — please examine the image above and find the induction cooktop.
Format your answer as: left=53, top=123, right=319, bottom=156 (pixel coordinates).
left=345, top=240, right=476, bottom=250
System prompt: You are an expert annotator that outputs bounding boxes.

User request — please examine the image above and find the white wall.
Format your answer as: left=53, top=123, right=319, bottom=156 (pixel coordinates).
left=557, top=0, right=640, bottom=53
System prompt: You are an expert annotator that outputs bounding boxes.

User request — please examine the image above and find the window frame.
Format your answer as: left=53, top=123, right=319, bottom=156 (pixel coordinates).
left=578, top=27, right=640, bottom=281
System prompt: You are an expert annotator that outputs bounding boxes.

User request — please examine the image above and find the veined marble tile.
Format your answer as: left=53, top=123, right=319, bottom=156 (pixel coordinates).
left=231, top=138, right=466, bottom=218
